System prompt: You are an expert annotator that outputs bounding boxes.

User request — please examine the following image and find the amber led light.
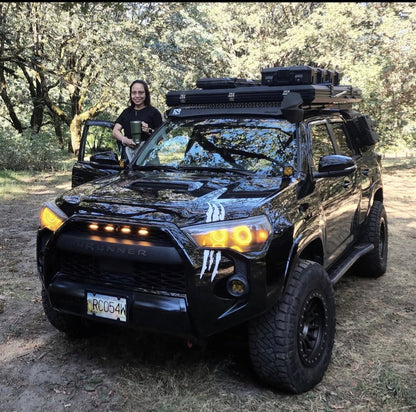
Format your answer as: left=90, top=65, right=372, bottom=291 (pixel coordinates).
left=184, top=215, right=272, bottom=253
left=283, top=165, right=294, bottom=176
left=87, top=223, right=150, bottom=237
left=39, top=202, right=67, bottom=232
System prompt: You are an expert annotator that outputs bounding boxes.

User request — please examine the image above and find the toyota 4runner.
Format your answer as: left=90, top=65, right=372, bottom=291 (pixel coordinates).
left=37, top=65, right=388, bottom=393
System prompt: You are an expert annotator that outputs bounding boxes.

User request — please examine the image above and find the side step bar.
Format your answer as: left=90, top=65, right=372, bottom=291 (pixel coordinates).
left=328, top=243, right=374, bottom=284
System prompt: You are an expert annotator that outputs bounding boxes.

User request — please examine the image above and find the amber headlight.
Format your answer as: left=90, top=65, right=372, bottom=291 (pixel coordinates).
left=39, top=202, right=68, bottom=232
left=183, top=215, right=272, bottom=253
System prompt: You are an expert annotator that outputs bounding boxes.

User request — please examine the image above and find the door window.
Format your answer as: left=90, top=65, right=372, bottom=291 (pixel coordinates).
left=309, top=123, right=335, bottom=171
left=331, top=122, right=355, bottom=157
left=83, top=124, right=119, bottom=161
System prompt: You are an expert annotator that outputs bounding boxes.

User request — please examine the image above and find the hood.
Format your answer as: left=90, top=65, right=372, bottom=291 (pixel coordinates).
left=57, top=170, right=289, bottom=226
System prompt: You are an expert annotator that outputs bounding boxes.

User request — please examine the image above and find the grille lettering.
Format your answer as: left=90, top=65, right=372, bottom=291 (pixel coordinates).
left=71, top=239, right=148, bottom=257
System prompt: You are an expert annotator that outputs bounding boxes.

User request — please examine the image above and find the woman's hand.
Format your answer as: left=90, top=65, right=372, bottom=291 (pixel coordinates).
left=141, top=122, right=149, bottom=133
left=141, top=122, right=154, bottom=134
left=122, top=136, right=137, bottom=148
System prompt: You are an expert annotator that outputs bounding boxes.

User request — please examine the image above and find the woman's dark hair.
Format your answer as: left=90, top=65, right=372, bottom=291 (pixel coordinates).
left=129, top=79, right=151, bottom=108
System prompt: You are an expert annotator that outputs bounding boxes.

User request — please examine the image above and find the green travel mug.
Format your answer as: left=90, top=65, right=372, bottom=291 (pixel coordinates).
left=130, top=121, right=142, bottom=143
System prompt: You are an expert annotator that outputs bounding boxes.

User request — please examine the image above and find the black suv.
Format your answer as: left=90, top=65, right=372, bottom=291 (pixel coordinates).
left=37, top=66, right=388, bottom=394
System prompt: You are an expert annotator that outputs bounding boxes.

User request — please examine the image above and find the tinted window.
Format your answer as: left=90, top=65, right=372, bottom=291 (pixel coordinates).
left=331, top=122, right=355, bottom=156
left=310, top=123, right=335, bottom=171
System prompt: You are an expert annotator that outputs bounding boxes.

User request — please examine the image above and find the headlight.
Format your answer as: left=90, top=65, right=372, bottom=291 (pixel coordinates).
left=183, top=215, right=272, bottom=253
left=39, top=202, right=68, bottom=232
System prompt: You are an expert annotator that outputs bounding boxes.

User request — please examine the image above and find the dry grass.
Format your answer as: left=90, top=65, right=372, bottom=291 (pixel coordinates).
left=0, top=158, right=415, bottom=412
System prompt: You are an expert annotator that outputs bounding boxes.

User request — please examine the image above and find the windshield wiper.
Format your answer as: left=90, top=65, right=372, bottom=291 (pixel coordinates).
left=132, top=165, right=178, bottom=172
left=178, top=166, right=253, bottom=176
left=224, top=147, right=280, bottom=165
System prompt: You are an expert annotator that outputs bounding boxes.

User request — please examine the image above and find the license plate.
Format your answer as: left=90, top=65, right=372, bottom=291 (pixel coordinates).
left=86, top=292, right=127, bottom=322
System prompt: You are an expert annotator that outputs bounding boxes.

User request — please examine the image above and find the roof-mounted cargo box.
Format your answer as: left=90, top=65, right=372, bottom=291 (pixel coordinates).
left=166, top=84, right=362, bottom=108
left=261, top=65, right=341, bottom=86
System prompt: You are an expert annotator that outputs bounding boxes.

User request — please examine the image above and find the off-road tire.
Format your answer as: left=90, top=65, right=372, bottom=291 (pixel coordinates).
left=355, top=200, right=388, bottom=277
left=41, top=287, right=91, bottom=338
left=248, top=259, right=335, bottom=394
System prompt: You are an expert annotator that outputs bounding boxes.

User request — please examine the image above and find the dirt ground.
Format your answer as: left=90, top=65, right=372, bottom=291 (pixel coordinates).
left=0, top=163, right=415, bottom=412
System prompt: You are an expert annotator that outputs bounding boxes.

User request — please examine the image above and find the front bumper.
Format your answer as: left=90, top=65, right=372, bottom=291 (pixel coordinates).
left=37, top=216, right=272, bottom=340
left=47, top=275, right=192, bottom=337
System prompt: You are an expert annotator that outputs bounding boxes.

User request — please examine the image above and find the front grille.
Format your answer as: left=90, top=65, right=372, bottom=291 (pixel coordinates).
left=58, top=252, right=187, bottom=294
left=67, top=221, right=172, bottom=245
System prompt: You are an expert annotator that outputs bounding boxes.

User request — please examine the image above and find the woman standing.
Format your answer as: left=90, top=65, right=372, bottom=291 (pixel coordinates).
left=112, top=79, right=163, bottom=161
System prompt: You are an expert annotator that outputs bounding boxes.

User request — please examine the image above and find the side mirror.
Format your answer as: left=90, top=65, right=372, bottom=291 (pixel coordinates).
left=313, top=154, right=357, bottom=178
left=281, top=92, right=304, bottom=123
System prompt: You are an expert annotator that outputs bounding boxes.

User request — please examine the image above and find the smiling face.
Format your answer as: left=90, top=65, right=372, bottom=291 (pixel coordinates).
left=131, top=82, right=147, bottom=109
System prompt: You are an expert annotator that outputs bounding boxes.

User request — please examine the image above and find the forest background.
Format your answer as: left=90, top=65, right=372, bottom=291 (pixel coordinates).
left=1, top=3, right=416, bottom=410
left=0, top=2, right=415, bottom=171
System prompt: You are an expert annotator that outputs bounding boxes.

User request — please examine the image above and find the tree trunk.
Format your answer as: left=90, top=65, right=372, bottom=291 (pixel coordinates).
left=70, top=116, right=82, bottom=155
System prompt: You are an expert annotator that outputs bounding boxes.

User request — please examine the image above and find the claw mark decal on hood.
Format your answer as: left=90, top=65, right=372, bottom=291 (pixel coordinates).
left=200, top=202, right=225, bottom=282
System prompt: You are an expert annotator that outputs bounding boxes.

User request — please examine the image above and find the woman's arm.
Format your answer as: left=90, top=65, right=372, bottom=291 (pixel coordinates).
left=112, top=122, right=136, bottom=148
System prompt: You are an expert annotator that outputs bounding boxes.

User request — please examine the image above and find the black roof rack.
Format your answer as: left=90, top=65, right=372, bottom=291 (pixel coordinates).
left=166, top=66, right=362, bottom=110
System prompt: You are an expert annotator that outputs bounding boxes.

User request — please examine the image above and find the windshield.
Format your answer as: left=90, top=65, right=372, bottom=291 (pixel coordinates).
left=133, top=118, right=296, bottom=176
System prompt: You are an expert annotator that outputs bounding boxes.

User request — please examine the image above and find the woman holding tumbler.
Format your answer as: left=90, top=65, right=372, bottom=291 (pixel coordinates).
left=112, top=79, right=163, bottom=162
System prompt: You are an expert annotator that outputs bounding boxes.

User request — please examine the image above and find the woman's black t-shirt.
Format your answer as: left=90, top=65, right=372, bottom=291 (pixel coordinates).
left=114, top=105, right=163, bottom=141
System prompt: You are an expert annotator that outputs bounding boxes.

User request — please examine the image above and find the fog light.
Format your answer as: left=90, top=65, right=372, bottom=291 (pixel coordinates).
left=283, top=164, right=294, bottom=177
left=226, top=275, right=249, bottom=297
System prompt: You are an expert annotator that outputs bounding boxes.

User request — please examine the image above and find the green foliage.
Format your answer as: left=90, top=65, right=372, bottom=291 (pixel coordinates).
left=84, top=124, right=119, bottom=157
left=0, top=128, right=70, bottom=172
left=1, top=2, right=416, bottom=162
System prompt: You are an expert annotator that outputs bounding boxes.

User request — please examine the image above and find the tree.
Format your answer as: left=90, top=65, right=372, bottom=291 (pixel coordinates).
left=1, top=2, right=416, bottom=154
left=1, top=3, right=145, bottom=152
left=0, top=2, right=228, bottom=153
